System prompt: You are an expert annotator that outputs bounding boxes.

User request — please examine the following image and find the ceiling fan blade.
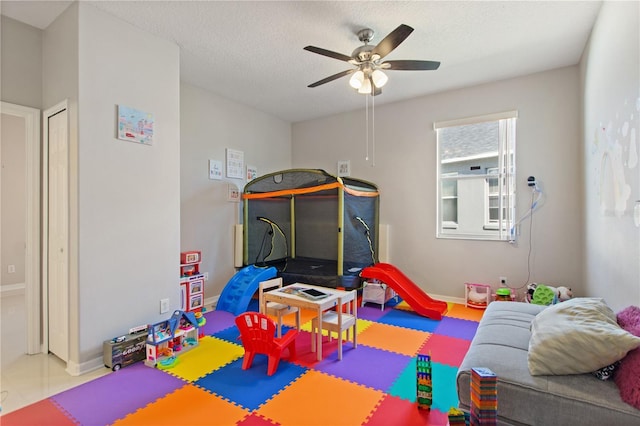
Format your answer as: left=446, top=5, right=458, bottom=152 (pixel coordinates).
left=308, top=69, right=355, bottom=88
left=372, top=86, right=382, bottom=96
left=382, top=60, right=441, bottom=71
left=371, top=24, right=414, bottom=60
left=304, top=46, right=353, bottom=63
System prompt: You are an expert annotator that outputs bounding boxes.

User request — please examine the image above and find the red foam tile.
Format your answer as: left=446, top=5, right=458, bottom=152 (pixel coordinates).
left=1, top=399, right=76, bottom=426
left=419, top=333, right=471, bottom=367
left=364, top=394, right=449, bottom=426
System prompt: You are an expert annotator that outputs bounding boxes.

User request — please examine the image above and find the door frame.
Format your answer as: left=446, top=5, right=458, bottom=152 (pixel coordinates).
left=42, top=99, right=69, bottom=357
left=1, top=101, right=41, bottom=354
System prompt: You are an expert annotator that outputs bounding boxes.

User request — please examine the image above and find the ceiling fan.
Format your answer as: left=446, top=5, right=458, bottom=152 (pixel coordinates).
left=304, top=24, right=440, bottom=96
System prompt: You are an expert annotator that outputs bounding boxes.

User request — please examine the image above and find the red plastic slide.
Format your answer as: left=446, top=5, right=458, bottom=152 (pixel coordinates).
left=360, top=263, right=448, bottom=320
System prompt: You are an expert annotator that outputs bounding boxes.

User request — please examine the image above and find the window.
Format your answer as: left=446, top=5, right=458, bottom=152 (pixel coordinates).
left=434, top=111, right=517, bottom=240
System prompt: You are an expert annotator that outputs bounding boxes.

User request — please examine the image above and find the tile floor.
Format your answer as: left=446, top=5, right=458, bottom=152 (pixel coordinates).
left=0, top=293, right=110, bottom=414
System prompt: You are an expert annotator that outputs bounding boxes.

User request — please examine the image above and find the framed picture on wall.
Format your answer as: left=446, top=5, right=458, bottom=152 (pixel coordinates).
left=226, top=148, right=244, bottom=179
left=117, top=105, right=154, bottom=145
left=337, top=160, right=351, bottom=177
left=209, top=159, right=223, bottom=180
left=246, top=165, right=258, bottom=182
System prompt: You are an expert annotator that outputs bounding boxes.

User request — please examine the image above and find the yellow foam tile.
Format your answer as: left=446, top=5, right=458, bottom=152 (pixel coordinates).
left=257, top=370, right=384, bottom=426
left=113, top=384, right=248, bottom=426
left=162, top=336, right=244, bottom=382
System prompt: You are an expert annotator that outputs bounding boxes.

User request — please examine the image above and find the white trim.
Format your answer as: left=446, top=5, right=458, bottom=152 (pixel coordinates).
left=204, top=295, right=220, bottom=312
left=42, top=99, right=69, bottom=360
left=433, top=110, right=518, bottom=130
left=1, top=283, right=26, bottom=297
left=65, top=357, right=105, bottom=376
left=430, top=293, right=465, bottom=306
left=1, top=101, right=41, bottom=355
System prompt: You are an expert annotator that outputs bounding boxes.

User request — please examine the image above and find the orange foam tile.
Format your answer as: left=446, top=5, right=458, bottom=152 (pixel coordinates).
left=257, top=370, right=384, bottom=426
left=279, top=308, right=317, bottom=328
left=0, top=399, right=77, bottom=426
left=357, top=322, right=430, bottom=356
left=113, top=384, right=248, bottom=426
left=444, top=303, right=484, bottom=322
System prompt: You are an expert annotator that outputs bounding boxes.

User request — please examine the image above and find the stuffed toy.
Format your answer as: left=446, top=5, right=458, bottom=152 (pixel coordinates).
left=524, top=283, right=538, bottom=303
left=528, top=283, right=573, bottom=305
left=554, top=286, right=573, bottom=302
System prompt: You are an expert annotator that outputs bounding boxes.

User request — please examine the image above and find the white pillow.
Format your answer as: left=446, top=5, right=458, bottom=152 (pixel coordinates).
left=528, top=298, right=640, bottom=375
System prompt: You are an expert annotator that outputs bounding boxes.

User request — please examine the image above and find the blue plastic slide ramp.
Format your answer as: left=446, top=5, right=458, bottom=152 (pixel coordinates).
left=216, top=265, right=277, bottom=316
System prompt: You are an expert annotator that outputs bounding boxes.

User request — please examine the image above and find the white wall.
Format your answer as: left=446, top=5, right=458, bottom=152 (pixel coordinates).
left=1, top=113, right=26, bottom=286
left=180, top=83, right=291, bottom=301
left=293, top=67, right=582, bottom=300
left=580, top=1, right=640, bottom=311
left=43, top=3, right=181, bottom=369
left=1, top=16, right=42, bottom=108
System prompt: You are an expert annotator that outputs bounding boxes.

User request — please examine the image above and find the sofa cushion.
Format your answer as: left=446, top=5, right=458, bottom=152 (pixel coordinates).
left=528, top=298, right=640, bottom=375
left=615, top=306, right=640, bottom=410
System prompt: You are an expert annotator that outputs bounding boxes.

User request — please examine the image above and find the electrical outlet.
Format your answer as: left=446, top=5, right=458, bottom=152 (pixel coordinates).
left=160, top=298, right=170, bottom=314
left=204, top=272, right=209, bottom=281
left=499, top=276, right=507, bottom=286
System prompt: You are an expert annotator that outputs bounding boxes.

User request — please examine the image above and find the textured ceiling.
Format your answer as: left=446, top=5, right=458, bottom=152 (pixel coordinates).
left=2, top=1, right=602, bottom=123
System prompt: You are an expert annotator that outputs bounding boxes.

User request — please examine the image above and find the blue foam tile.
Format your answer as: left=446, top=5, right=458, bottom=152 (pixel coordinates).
left=376, top=308, right=440, bottom=333
left=195, top=357, right=307, bottom=411
left=213, top=325, right=243, bottom=343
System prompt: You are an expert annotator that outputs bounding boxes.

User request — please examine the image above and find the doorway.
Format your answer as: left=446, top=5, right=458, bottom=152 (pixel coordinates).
left=0, top=102, right=40, bottom=356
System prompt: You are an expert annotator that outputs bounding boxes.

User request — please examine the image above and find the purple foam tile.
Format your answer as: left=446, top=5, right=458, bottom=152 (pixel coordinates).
left=432, top=317, right=478, bottom=341
left=52, top=362, right=185, bottom=425
left=201, top=310, right=237, bottom=335
left=357, top=305, right=391, bottom=321
left=314, top=345, right=412, bottom=392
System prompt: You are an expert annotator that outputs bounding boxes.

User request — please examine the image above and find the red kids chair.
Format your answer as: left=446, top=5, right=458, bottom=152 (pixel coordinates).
left=235, top=311, right=298, bottom=376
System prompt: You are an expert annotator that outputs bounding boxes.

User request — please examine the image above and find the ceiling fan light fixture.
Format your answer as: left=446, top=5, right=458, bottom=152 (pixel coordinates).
left=349, top=70, right=365, bottom=89
left=358, top=77, right=372, bottom=94
left=371, top=69, right=388, bottom=88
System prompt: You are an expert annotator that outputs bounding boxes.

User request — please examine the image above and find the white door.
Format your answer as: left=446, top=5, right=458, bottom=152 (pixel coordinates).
left=46, top=104, right=69, bottom=362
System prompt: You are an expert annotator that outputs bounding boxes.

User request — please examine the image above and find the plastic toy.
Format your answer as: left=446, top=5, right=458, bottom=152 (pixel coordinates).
left=145, top=310, right=200, bottom=367
left=465, top=283, right=491, bottom=309
left=470, top=367, right=497, bottom=424
left=157, top=355, right=179, bottom=370
left=416, top=354, right=432, bottom=410
left=103, top=329, right=148, bottom=371
left=235, top=311, right=297, bottom=376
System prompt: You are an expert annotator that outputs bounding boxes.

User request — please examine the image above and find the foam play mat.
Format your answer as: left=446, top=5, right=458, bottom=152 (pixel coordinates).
left=2, top=299, right=482, bottom=426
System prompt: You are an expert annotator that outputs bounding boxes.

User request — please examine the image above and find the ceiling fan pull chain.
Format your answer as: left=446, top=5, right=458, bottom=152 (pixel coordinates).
left=365, top=94, right=369, bottom=162
left=372, top=93, right=376, bottom=167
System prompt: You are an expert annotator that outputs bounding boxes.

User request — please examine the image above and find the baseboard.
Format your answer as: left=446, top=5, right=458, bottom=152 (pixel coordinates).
left=204, top=295, right=219, bottom=312
left=65, top=356, right=106, bottom=377
left=0, top=283, right=25, bottom=298
left=430, top=293, right=466, bottom=305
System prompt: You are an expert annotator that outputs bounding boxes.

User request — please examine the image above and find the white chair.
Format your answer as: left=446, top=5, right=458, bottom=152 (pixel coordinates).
left=259, top=278, right=301, bottom=338
left=311, top=293, right=357, bottom=360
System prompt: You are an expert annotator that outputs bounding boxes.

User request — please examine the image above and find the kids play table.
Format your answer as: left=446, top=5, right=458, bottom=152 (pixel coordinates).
left=261, top=283, right=357, bottom=361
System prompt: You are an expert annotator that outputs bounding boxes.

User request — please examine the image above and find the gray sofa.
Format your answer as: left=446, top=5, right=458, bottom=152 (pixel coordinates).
left=457, top=301, right=640, bottom=425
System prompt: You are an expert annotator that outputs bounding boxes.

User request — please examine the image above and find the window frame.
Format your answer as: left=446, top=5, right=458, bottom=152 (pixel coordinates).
left=434, top=111, right=517, bottom=241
